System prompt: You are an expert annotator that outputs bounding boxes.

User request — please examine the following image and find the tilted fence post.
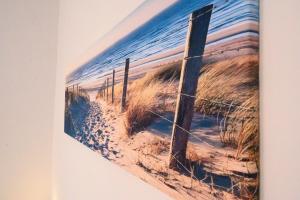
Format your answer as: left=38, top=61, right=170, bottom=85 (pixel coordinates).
left=106, top=78, right=109, bottom=101
left=71, top=85, right=75, bottom=102
left=65, top=87, right=69, bottom=108
left=112, top=69, right=115, bottom=103
left=121, top=58, right=130, bottom=112
left=102, top=85, right=104, bottom=98
left=102, top=81, right=105, bottom=98
left=168, top=5, right=213, bottom=169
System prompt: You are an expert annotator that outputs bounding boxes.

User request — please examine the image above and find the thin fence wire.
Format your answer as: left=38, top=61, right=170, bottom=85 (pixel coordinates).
left=66, top=0, right=259, bottom=88
left=158, top=90, right=256, bottom=112
left=91, top=45, right=257, bottom=85
left=70, top=2, right=259, bottom=198
left=145, top=103, right=256, bottom=192
left=147, top=109, right=215, bottom=148
left=94, top=44, right=258, bottom=176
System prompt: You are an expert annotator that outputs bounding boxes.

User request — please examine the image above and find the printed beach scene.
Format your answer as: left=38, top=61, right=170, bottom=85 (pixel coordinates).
left=64, top=0, right=259, bottom=199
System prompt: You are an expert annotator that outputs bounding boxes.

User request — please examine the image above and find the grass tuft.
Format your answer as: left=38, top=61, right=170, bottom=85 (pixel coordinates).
left=96, top=55, right=259, bottom=161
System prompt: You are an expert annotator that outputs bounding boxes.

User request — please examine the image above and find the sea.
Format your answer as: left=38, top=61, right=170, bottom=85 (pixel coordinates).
left=67, top=0, right=259, bottom=87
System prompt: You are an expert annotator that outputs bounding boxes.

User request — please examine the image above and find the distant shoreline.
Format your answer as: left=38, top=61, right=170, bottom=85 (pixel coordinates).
left=67, top=21, right=259, bottom=91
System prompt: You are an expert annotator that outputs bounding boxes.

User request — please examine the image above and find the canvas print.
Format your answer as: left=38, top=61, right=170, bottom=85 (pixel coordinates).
left=64, top=0, right=259, bottom=199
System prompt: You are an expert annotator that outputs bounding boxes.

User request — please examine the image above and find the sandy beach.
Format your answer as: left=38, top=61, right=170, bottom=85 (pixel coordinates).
left=66, top=96, right=257, bottom=200
left=65, top=53, right=259, bottom=200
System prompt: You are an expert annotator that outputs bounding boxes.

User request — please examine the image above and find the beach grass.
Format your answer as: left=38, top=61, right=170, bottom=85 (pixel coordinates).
left=96, top=55, right=259, bottom=160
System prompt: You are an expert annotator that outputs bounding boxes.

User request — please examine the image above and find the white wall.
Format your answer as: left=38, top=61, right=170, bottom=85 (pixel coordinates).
left=260, top=0, right=300, bottom=199
left=0, top=0, right=58, bottom=200
left=53, top=0, right=300, bottom=199
left=1, top=0, right=299, bottom=200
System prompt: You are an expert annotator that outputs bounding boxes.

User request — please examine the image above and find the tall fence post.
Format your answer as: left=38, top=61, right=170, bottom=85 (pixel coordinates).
left=168, top=5, right=213, bottom=169
left=106, top=78, right=109, bottom=101
left=105, top=79, right=107, bottom=100
left=121, top=58, right=130, bottom=112
left=102, top=83, right=105, bottom=98
left=101, top=81, right=104, bottom=98
left=65, top=87, right=69, bottom=108
left=112, top=69, right=115, bottom=103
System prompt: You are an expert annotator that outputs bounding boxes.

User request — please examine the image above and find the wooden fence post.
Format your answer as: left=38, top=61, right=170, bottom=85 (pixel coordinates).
left=102, top=87, right=104, bottom=98
left=106, top=78, right=109, bottom=101
left=112, top=69, right=115, bottom=103
left=121, top=58, right=130, bottom=112
left=168, top=5, right=213, bottom=169
left=65, top=87, right=69, bottom=108
left=103, top=80, right=106, bottom=98
left=102, top=85, right=104, bottom=98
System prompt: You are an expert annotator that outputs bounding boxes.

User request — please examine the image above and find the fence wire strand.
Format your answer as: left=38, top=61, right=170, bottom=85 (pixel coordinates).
left=68, top=1, right=259, bottom=198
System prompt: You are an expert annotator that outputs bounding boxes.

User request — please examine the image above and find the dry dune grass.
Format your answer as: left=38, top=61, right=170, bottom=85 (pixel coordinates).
left=124, top=81, right=165, bottom=136
left=195, top=55, right=259, bottom=114
left=99, top=64, right=179, bottom=136
left=141, top=137, right=170, bottom=155
left=97, top=55, right=259, bottom=160
left=230, top=91, right=259, bottom=161
left=95, top=55, right=259, bottom=199
left=195, top=55, right=259, bottom=161
left=138, top=61, right=181, bottom=85
left=123, top=64, right=181, bottom=136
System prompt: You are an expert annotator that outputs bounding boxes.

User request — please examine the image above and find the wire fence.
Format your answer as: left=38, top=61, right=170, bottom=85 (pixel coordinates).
left=65, top=1, right=259, bottom=198
left=85, top=30, right=259, bottom=197
left=65, top=0, right=258, bottom=89
left=93, top=48, right=259, bottom=199
left=80, top=44, right=258, bottom=89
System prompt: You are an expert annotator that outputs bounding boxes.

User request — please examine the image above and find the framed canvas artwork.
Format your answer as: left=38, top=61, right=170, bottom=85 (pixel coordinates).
left=64, top=0, right=259, bottom=199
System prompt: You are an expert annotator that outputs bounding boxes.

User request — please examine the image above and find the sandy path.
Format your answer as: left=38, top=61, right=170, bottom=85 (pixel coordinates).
left=89, top=100, right=242, bottom=200
left=68, top=98, right=253, bottom=200
left=72, top=101, right=122, bottom=161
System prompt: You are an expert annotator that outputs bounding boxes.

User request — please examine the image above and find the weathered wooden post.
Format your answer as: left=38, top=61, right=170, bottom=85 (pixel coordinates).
left=121, top=58, right=130, bottom=112
left=65, top=87, right=69, bottom=108
left=106, top=78, right=109, bottom=101
left=101, top=82, right=104, bottom=98
left=71, top=85, right=75, bottom=101
left=103, top=80, right=106, bottom=98
left=168, top=5, right=213, bottom=169
left=112, top=69, right=115, bottom=103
